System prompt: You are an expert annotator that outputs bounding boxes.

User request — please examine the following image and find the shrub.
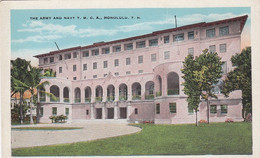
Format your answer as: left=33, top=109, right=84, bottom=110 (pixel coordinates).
left=245, top=113, right=252, bottom=122
left=199, top=120, right=208, bottom=124
left=49, top=115, right=68, bottom=123
left=225, top=118, right=234, bottom=123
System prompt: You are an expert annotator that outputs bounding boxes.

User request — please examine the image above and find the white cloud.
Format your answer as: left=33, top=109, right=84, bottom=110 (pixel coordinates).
left=12, top=35, right=63, bottom=43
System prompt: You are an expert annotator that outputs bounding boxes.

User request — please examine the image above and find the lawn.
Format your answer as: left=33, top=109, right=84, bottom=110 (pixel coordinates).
left=12, top=127, right=82, bottom=130
left=12, top=122, right=252, bottom=156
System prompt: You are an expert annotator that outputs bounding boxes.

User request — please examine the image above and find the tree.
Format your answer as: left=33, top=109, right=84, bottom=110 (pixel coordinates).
left=182, top=49, right=223, bottom=125
left=43, top=68, right=56, bottom=77
left=222, top=47, right=251, bottom=119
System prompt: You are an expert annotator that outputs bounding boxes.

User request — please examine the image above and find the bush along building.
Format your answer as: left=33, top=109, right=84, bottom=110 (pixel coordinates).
left=34, top=15, right=248, bottom=124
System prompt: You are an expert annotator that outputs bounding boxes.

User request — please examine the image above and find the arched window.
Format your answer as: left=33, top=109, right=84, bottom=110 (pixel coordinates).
left=145, top=81, right=154, bottom=100
left=167, top=72, right=179, bottom=95
left=50, top=85, right=60, bottom=102
left=84, top=87, right=91, bottom=103
left=74, top=87, right=81, bottom=103
left=95, top=86, right=103, bottom=102
left=119, top=83, right=128, bottom=101
left=107, top=85, right=115, bottom=101
left=63, top=87, right=69, bottom=102
left=132, top=82, right=141, bottom=100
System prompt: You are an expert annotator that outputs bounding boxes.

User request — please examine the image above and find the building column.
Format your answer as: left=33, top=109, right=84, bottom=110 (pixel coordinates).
left=91, top=87, right=96, bottom=103
left=46, top=86, right=50, bottom=102
left=69, top=87, right=73, bottom=104
left=102, top=103, right=106, bottom=119
left=127, top=102, right=131, bottom=120
left=60, top=87, right=64, bottom=103
left=114, top=102, right=118, bottom=120
left=103, top=87, right=107, bottom=102
left=161, top=75, right=167, bottom=97
left=114, top=86, right=119, bottom=101
left=90, top=103, right=94, bottom=119
left=127, top=84, right=132, bottom=101
left=81, top=88, right=85, bottom=103
left=141, top=83, right=145, bottom=100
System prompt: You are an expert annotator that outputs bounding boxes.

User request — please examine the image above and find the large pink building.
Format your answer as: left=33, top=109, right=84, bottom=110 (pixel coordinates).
left=34, top=15, right=248, bottom=124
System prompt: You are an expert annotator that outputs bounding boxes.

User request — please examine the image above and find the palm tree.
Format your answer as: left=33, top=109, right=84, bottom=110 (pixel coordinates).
left=43, top=68, right=56, bottom=77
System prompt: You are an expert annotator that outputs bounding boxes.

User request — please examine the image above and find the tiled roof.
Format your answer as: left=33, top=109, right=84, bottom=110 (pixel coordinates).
left=34, top=15, right=248, bottom=58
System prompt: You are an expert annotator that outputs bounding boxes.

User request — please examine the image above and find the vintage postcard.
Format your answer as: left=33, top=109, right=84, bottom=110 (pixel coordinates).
left=1, top=0, right=260, bottom=158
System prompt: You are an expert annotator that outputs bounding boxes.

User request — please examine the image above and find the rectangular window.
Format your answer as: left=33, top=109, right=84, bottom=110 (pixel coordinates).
left=222, top=61, right=227, bottom=74
left=136, top=41, right=146, bottom=48
left=59, top=67, right=62, bottom=73
left=220, top=26, right=229, bottom=36
left=126, top=57, right=131, bottom=65
left=114, top=72, right=119, bottom=76
left=114, top=59, right=119, bottom=67
left=103, top=61, right=108, bottom=68
left=135, top=108, right=138, bottom=114
left=151, top=54, right=156, bottom=62
left=149, top=39, right=158, bottom=46
left=82, top=51, right=89, bottom=57
left=206, top=28, right=216, bottom=38
left=93, top=62, right=97, bottom=69
left=126, top=71, right=131, bottom=75
left=210, top=105, right=217, bottom=114
left=221, top=105, right=228, bottom=114
left=59, top=55, right=63, bottom=60
left=50, top=57, right=54, bottom=63
left=188, top=31, right=194, bottom=40
left=209, top=45, right=216, bottom=53
left=65, top=108, right=69, bottom=115
left=44, top=58, right=48, bottom=64
left=86, top=110, right=89, bottom=115
left=113, top=45, right=121, bottom=52
left=164, top=51, right=170, bottom=60
left=73, top=77, right=77, bottom=80
left=93, top=75, right=97, bottom=78
left=156, top=104, right=160, bottom=114
left=174, top=33, right=184, bottom=41
left=220, top=44, right=227, bottom=53
left=188, top=48, right=194, bottom=56
left=138, top=70, right=143, bottom=74
left=40, top=107, right=43, bottom=116
left=52, top=107, right=57, bottom=116
left=125, top=43, right=133, bottom=50
left=83, top=64, right=87, bottom=71
left=73, top=65, right=77, bottom=71
left=138, top=56, right=143, bottom=64
left=65, top=53, right=71, bottom=60
left=92, top=49, right=99, bottom=56
left=164, top=35, right=169, bottom=43
left=73, top=52, right=77, bottom=58
left=188, top=106, right=193, bottom=114
left=169, top=103, right=177, bottom=113
left=102, top=48, right=110, bottom=54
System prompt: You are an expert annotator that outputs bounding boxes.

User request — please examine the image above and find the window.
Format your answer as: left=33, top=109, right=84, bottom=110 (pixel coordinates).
left=209, top=45, right=216, bottom=53
left=86, top=110, right=89, bottom=115
left=114, top=72, right=119, bottom=76
left=65, top=108, right=69, bottom=115
left=156, top=104, right=160, bottom=114
left=93, top=75, right=97, bottom=78
left=102, top=48, right=110, bottom=54
left=164, top=35, right=169, bottom=43
left=221, top=105, right=228, bottom=114
left=188, top=48, right=194, bottom=56
left=114, top=59, right=119, bottom=67
left=210, top=105, right=217, bottom=114
left=50, top=57, right=54, bottom=63
left=82, top=51, right=89, bottom=57
left=138, top=70, right=143, bottom=74
left=149, top=39, right=158, bottom=46
left=169, top=103, right=177, bottom=113
left=59, top=67, right=62, bottom=73
left=73, top=52, right=77, bottom=58
left=44, top=58, right=48, bottom=64
left=206, top=28, right=216, bottom=38
left=92, top=49, right=99, bottom=56
left=222, top=61, right=227, bottom=74
left=220, top=26, right=229, bottom=36
left=174, top=33, right=184, bottom=41
left=83, top=64, right=87, bottom=71
left=40, top=107, right=43, bottom=116
left=103, top=61, right=108, bottom=68
left=113, top=45, right=121, bottom=52
left=164, top=51, right=170, bottom=60
left=73, top=65, right=77, bottom=71
left=151, top=54, right=156, bottom=62
left=188, top=106, right=193, bottom=114
left=126, top=57, right=131, bottom=65
left=125, top=43, right=133, bottom=50
left=104, top=74, right=107, bottom=77
left=212, top=80, right=223, bottom=94
left=59, top=55, right=63, bottom=60
left=65, top=53, right=71, bottom=60
left=93, top=62, right=97, bottom=69
left=136, top=41, right=146, bottom=48
left=138, top=56, right=143, bottom=64
left=73, top=77, right=77, bottom=80
left=52, top=107, right=57, bottom=116
left=220, top=44, right=227, bottom=53
left=126, top=71, right=131, bottom=75
left=188, top=31, right=194, bottom=40
left=135, top=108, right=138, bottom=114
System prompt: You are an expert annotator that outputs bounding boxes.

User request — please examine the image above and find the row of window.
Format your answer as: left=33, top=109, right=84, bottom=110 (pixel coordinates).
left=210, top=104, right=228, bottom=114
left=156, top=103, right=178, bottom=114
left=41, top=107, right=70, bottom=116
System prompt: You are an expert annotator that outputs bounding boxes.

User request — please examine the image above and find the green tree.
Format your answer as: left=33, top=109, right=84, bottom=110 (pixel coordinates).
left=182, top=49, right=223, bottom=125
left=43, top=68, right=56, bottom=77
left=222, top=47, right=251, bottom=119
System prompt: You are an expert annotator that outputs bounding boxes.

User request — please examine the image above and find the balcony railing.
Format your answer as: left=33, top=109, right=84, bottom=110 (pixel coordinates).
left=95, top=97, right=102, bottom=102
left=156, top=91, right=161, bottom=97
left=107, top=96, right=115, bottom=101
left=39, top=97, right=46, bottom=102
left=167, top=89, right=179, bottom=95
left=74, top=98, right=81, bottom=103
left=63, top=98, right=70, bottom=103
left=132, top=95, right=141, bottom=100
left=50, top=97, right=60, bottom=102
left=119, top=95, right=127, bottom=101
left=145, top=94, right=154, bottom=100
left=85, top=98, right=91, bottom=103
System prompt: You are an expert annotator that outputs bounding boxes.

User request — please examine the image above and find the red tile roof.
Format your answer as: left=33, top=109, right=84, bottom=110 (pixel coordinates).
left=34, top=15, right=248, bottom=58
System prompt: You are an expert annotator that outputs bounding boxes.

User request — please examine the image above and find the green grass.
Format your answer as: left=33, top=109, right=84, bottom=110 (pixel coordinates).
left=12, top=127, right=82, bottom=130
left=12, top=122, right=252, bottom=156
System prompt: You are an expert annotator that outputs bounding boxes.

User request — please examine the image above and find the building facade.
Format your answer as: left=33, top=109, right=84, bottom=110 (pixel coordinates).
left=34, top=15, right=247, bottom=124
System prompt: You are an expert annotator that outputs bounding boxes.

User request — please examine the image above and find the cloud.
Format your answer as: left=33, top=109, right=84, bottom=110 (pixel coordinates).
left=12, top=35, right=63, bottom=43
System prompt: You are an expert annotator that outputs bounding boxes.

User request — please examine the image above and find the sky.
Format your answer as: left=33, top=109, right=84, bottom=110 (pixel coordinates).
left=11, top=8, right=251, bottom=66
